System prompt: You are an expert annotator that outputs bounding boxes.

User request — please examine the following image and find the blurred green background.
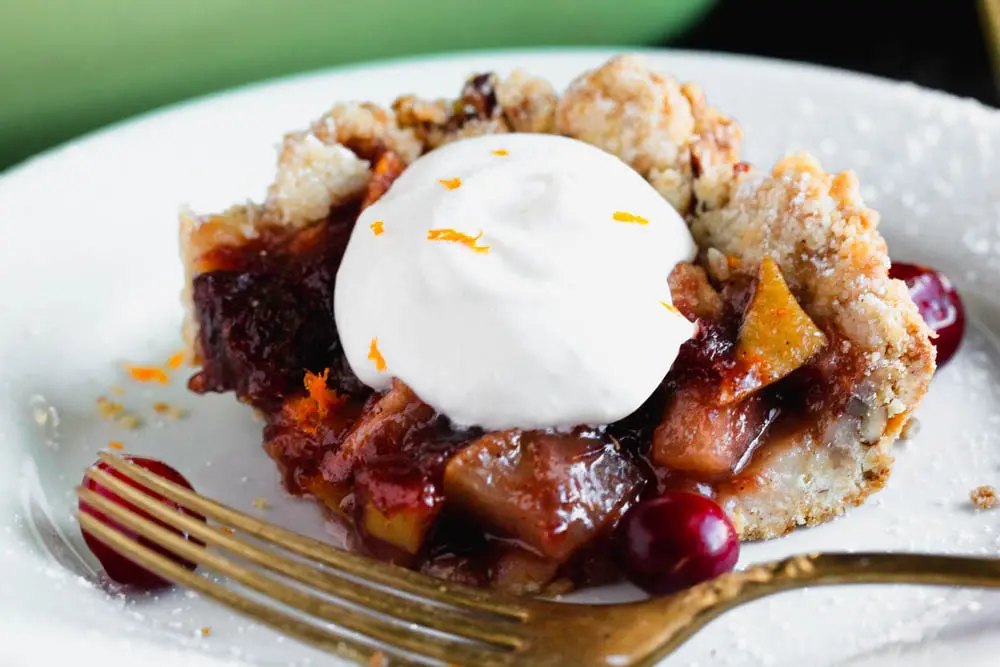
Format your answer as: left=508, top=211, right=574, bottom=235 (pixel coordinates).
left=0, top=0, right=716, bottom=171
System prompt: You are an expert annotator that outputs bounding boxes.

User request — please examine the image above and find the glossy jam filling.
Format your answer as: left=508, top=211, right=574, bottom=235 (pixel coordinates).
left=189, top=178, right=862, bottom=594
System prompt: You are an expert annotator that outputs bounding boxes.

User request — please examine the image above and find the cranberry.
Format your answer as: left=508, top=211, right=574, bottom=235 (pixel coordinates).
left=79, top=457, right=205, bottom=590
left=617, top=492, right=739, bottom=595
left=889, top=262, right=965, bottom=366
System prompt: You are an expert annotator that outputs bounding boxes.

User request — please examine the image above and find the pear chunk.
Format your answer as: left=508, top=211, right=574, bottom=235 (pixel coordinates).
left=733, top=257, right=826, bottom=398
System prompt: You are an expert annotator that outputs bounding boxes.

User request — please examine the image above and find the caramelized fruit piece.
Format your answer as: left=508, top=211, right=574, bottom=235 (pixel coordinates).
left=617, top=492, right=739, bottom=595
left=653, top=388, right=775, bottom=477
left=355, top=462, right=443, bottom=555
left=733, top=257, right=826, bottom=399
left=79, top=457, right=205, bottom=590
left=444, top=430, right=643, bottom=561
left=890, top=262, right=964, bottom=366
left=320, top=380, right=436, bottom=484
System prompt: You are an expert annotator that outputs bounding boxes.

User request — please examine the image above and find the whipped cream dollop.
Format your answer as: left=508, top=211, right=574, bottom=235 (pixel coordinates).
left=335, top=133, right=696, bottom=430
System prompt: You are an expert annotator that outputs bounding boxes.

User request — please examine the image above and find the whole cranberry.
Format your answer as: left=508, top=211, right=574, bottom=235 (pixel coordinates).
left=80, top=456, right=205, bottom=590
left=617, top=492, right=739, bottom=595
left=889, top=262, right=965, bottom=366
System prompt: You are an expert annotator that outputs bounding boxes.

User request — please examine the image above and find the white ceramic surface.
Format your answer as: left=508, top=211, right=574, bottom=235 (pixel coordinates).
left=1, top=49, right=1000, bottom=667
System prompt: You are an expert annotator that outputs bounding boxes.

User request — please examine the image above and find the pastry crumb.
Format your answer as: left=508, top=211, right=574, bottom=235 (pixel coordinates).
left=98, top=396, right=142, bottom=429
left=219, top=526, right=236, bottom=535
left=368, top=651, right=387, bottom=667
left=153, top=401, right=187, bottom=419
left=200, top=626, right=211, bottom=637
left=107, top=441, right=124, bottom=451
left=970, top=485, right=998, bottom=510
left=116, top=414, right=142, bottom=430
left=110, top=385, right=126, bottom=396
left=97, top=396, right=125, bottom=418
left=899, top=416, right=921, bottom=440
left=253, top=497, right=271, bottom=510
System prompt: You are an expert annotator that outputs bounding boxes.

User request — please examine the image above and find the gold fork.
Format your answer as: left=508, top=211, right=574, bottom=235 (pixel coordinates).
left=78, top=452, right=1000, bottom=667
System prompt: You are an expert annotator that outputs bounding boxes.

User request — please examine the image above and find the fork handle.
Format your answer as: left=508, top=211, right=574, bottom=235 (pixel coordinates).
left=786, top=552, right=1000, bottom=588
left=632, top=552, right=1000, bottom=666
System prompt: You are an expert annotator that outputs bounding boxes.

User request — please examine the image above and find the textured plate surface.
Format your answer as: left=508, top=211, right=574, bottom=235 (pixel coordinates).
left=1, top=48, right=999, bottom=667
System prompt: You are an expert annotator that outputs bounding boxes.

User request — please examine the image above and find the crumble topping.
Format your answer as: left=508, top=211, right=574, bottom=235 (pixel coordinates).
left=494, top=69, right=558, bottom=133
left=266, top=133, right=370, bottom=226
left=555, top=54, right=740, bottom=214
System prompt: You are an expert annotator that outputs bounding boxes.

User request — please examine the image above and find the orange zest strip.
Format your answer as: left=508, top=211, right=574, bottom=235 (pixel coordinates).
left=368, top=337, right=387, bottom=372
left=491, top=149, right=509, bottom=156
left=612, top=211, right=649, bottom=225
left=426, top=228, right=490, bottom=254
left=107, top=441, right=124, bottom=450
left=438, top=177, right=462, bottom=190
left=165, top=351, right=186, bottom=370
left=303, top=369, right=347, bottom=418
left=370, top=220, right=385, bottom=236
left=127, top=365, right=169, bottom=384
left=660, top=301, right=681, bottom=315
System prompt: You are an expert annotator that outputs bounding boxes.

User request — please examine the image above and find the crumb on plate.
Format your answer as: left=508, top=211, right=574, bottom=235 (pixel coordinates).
left=253, top=497, right=271, bottom=510
left=153, top=401, right=187, bottom=419
left=117, top=413, right=142, bottom=430
left=107, top=441, right=124, bottom=451
left=200, top=626, right=211, bottom=637
left=97, top=396, right=125, bottom=418
left=970, top=485, right=998, bottom=510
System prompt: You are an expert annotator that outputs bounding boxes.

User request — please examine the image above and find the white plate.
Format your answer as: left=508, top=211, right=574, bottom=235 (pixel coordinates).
left=2, top=48, right=1000, bottom=667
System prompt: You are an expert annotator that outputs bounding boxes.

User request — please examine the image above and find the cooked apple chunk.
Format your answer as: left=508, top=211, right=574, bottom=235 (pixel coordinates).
left=653, top=388, right=775, bottom=477
left=356, top=463, right=442, bottom=555
left=443, top=430, right=643, bottom=561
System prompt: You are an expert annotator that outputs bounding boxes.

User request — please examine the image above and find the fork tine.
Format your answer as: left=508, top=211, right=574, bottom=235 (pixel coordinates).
left=96, top=452, right=526, bottom=619
left=79, top=487, right=517, bottom=667
left=77, top=512, right=420, bottom=667
left=83, top=466, right=524, bottom=649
